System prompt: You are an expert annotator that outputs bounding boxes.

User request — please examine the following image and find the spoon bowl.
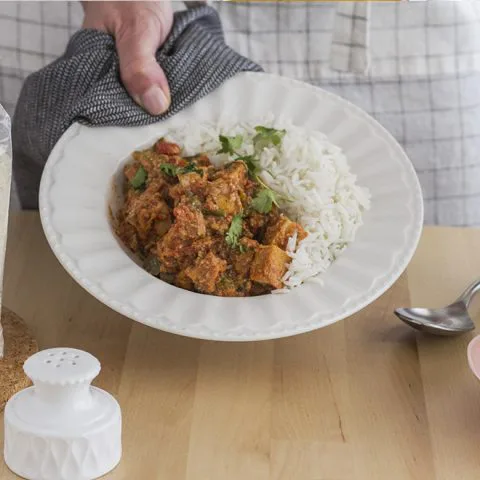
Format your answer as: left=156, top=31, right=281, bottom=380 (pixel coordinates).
left=395, top=302, right=475, bottom=336
left=395, top=278, right=480, bottom=336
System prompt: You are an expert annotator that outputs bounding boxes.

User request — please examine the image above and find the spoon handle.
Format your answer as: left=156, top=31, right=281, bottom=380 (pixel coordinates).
left=458, top=278, right=480, bottom=307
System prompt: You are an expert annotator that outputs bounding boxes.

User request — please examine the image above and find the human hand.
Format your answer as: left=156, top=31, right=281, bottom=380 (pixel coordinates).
left=82, top=1, right=173, bottom=115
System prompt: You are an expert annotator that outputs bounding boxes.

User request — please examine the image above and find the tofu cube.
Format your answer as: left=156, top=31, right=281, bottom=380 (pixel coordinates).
left=250, top=245, right=291, bottom=290
left=264, top=215, right=307, bottom=250
left=186, top=252, right=227, bottom=294
left=204, top=179, right=242, bottom=216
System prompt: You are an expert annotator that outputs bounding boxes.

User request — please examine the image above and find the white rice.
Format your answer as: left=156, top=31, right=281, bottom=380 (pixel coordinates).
left=165, top=114, right=371, bottom=291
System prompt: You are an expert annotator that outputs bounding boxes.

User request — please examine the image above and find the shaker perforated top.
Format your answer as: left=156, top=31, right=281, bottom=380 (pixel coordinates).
left=23, top=347, right=100, bottom=385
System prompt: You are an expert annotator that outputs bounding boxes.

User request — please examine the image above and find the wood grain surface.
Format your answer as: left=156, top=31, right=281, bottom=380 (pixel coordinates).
left=1, top=214, right=480, bottom=479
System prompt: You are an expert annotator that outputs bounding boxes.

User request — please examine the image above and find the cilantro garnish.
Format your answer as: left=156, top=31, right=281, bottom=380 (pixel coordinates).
left=160, top=162, right=203, bottom=177
left=218, top=134, right=243, bottom=155
left=251, top=188, right=280, bottom=214
left=130, top=165, right=147, bottom=190
left=160, top=163, right=180, bottom=177
left=225, top=214, right=243, bottom=248
left=214, top=127, right=287, bottom=215
left=236, top=155, right=261, bottom=177
left=253, top=126, right=286, bottom=153
left=181, top=163, right=204, bottom=176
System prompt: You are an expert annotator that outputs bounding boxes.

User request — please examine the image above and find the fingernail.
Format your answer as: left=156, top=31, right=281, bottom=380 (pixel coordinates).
left=140, top=86, right=169, bottom=115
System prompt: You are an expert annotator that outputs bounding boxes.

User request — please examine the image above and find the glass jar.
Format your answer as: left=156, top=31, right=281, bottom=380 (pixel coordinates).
left=0, top=105, right=12, bottom=358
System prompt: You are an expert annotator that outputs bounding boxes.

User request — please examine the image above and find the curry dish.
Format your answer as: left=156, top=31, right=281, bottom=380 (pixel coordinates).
left=116, top=137, right=307, bottom=296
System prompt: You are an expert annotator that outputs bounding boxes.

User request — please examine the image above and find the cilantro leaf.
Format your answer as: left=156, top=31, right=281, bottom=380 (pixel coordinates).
left=236, top=155, right=261, bottom=177
left=181, top=163, right=204, bottom=176
left=160, top=163, right=180, bottom=177
left=218, top=134, right=243, bottom=155
left=160, top=162, right=203, bottom=177
left=130, top=165, right=147, bottom=190
left=225, top=214, right=243, bottom=248
left=251, top=188, right=280, bottom=214
left=253, top=126, right=286, bottom=152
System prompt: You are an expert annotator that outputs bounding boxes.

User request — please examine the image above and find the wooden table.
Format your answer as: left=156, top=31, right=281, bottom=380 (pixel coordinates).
left=2, top=213, right=480, bottom=480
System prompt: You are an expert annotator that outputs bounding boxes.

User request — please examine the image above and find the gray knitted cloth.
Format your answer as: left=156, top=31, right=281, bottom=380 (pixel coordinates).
left=12, top=5, right=262, bottom=209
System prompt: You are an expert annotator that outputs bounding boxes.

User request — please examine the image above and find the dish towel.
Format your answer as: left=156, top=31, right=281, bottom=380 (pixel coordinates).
left=12, top=5, right=262, bottom=209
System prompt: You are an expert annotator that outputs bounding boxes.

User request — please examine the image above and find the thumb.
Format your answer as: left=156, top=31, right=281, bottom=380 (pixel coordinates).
left=116, top=19, right=171, bottom=115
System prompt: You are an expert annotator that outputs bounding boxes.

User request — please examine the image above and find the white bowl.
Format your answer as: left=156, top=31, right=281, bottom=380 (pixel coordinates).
left=39, top=72, right=423, bottom=341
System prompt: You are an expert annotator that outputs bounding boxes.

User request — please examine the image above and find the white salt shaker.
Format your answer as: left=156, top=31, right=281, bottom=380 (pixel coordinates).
left=4, top=348, right=122, bottom=480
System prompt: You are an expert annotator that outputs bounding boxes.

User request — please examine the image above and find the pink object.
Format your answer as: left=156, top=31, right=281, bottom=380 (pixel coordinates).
left=467, top=335, right=480, bottom=380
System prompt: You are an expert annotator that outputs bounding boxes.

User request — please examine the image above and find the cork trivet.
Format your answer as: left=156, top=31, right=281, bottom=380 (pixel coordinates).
left=0, top=307, right=38, bottom=411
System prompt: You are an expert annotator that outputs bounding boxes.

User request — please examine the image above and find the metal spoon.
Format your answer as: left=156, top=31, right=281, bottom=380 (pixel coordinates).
left=394, top=278, right=480, bottom=336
